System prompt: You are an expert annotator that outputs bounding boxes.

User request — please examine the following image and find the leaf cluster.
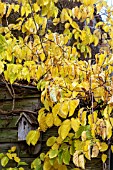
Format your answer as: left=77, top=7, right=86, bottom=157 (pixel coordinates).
left=0, top=0, right=113, bottom=169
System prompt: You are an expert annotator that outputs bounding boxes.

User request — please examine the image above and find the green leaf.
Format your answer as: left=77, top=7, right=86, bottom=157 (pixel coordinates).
left=18, top=161, right=28, bottom=166
left=63, top=149, right=70, bottom=165
left=1, top=156, right=9, bottom=167
left=58, top=150, right=63, bottom=164
left=26, top=130, right=40, bottom=146
left=46, top=136, right=56, bottom=146
left=49, top=149, right=58, bottom=159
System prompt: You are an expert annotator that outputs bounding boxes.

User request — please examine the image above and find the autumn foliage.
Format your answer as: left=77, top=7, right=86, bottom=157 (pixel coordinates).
left=0, top=0, right=113, bottom=169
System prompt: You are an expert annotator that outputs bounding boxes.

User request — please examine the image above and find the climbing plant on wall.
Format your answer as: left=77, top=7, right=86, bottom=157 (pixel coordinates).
left=0, top=0, right=113, bottom=169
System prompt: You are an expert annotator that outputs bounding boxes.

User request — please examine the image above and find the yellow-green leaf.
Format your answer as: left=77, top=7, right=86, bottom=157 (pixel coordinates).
left=46, top=136, right=56, bottom=146
left=1, top=156, right=9, bottom=167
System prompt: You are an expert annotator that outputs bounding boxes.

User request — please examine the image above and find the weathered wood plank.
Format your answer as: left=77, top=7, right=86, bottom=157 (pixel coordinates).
left=0, top=83, right=40, bottom=101
left=85, top=158, right=103, bottom=170
left=42, top=127, right=58, bottom=142
left=0, top=142, right=40, bottom=158
left=0, top=115, right=18, bottom=128
left=0, top=129, right=17, bottom=142
left=0, top=98, right=41, bottom=112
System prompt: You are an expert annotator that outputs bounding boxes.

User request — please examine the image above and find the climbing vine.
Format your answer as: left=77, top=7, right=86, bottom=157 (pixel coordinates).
left=0, top=0, right=113, bottom=169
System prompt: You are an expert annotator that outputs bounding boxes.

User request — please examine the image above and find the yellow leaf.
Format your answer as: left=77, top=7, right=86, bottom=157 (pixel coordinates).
left=6, top=4, right=13, bottom=17
left=94, top=36, right=99, bottom=46
left=111, top=145, right=113, bottom=153
left=40, top=53, right=46, bottom=61
left=103, top=107, right=109, bottom=119
left=81, top=111, right=87, bottom=126
left=88, top=112, right=97, bottom=125
left=52, top=103, right=60, bottom=115
left=53, top=18, right=60, bottom=26
left=33, top=3, right=40, bottom=12
left=21, top=6, right=25, bottom=17
left=6, top=153, right=12, bottom=160
left=96, top=21, right=103, bottom=28
left=11, top=146, right=16, bottom=152
left=44, top=158, right=53, bottom=170
left=13, top=5, right=20, bottom=12
left=101, top=154, right=107, bottom=163
left=45, top=113, right=54, bottom=128
left=36, top=65, right=43, bottom=80
left=105, top=119, right=112, bottom=139
left=100, top=142, right=108, bottom=152
left=110, top=117, right=113, bottom=126
left=103, top=25, right=109, bottom=32
left=69, top=99, right=79, bottom=117
left=19, top=168, right=24, bottom=170
left=59, top=101, right=69, bottom=118
left=53, top=116, right=61, bottom=127
left=83, top=140, right=91, bottom=160
left=0, top=61, right=4, bottom=74
left=58, top=119, right=71, bottom=140
left=71, top=118, right=80, bottom=132
left=14, top=156, right=20, bottom=163
left=78, top=108, right=84, bottom=122
left=26, top=130, right=40, bottom=146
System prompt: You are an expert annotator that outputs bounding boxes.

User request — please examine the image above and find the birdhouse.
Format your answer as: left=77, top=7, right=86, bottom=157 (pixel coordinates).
left=16, top=112, right=38, bottom=141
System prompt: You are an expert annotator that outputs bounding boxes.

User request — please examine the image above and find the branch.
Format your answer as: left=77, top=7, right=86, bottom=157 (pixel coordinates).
left=0, top=109, right=37, bottom=115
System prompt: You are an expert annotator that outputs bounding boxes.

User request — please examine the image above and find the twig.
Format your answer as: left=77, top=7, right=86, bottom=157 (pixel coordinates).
left=11, top=84, right=15, bottom=111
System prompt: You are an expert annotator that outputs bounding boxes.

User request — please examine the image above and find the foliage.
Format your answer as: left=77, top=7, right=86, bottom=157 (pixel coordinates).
left=0, top=146, right=28, bottom=170
left=0, top=0, right=113, bottom=169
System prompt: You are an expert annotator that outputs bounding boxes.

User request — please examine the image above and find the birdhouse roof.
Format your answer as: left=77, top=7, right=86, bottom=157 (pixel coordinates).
left=16, top=112, right=38, bottom=125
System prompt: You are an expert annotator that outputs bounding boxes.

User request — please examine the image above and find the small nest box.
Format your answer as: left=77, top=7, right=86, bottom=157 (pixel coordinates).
left=16, top=112, right=38, bottom=141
